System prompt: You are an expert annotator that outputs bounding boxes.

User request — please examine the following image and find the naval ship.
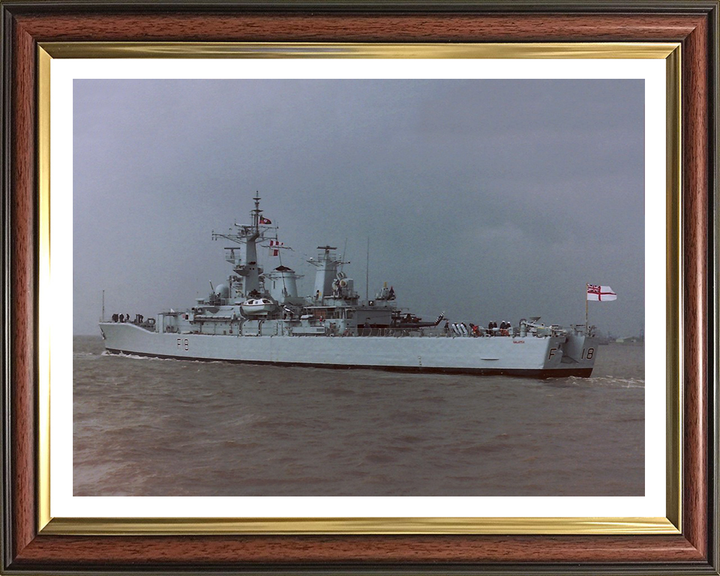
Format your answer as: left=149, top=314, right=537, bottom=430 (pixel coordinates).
left=100, top=196, right=597, bottom=378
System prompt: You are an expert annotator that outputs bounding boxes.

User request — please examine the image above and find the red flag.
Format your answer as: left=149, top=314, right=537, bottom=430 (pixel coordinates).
left=269, top=239, right=284, bottom=256
left=260, top=216, right=272, bottom=224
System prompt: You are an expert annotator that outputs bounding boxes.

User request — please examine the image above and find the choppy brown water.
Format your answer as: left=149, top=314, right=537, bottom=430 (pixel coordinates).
left=74, top=337, right=644, bottom=496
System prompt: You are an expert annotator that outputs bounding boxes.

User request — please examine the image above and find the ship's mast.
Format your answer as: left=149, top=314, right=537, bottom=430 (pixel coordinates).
left=365, top=237, right=370, bottom=301
left=309, top=246, right=347, bottom=302
left=212, top=193, right=272, bottom=299
left=244, top=194, right=262, bottom=293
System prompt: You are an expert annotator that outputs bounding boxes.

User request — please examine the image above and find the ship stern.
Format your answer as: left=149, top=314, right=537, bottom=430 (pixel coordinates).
left=553, top=333, right=598, bottom=377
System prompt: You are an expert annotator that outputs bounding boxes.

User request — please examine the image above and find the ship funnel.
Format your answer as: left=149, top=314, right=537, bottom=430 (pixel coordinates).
left=266, top=265, right=302, bottom=304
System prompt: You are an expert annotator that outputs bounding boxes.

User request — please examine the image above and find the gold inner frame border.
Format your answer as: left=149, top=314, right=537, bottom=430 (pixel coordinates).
left=36, top=41, right=682, bottom=536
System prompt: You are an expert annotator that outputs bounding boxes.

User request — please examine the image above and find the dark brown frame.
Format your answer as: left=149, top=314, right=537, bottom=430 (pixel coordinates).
left=1, top=1, right=718, bottom=573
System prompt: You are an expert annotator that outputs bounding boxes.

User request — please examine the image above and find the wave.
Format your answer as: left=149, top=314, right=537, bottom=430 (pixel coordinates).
left=568, top=375, right=645, bottom=388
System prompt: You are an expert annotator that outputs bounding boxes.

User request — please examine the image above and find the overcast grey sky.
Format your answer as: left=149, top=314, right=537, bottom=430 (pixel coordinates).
left=74, top=79, right=644, bottom=336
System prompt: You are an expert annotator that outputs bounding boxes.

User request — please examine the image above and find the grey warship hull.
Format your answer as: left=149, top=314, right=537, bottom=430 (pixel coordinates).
left=100, top=322, right=597, bottom=378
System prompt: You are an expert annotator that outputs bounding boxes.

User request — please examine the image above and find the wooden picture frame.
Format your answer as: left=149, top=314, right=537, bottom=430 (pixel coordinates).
left=1, top=1, right=718, bottom=573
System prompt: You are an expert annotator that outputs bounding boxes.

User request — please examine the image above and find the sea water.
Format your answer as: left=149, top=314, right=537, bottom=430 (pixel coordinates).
left=73, top=337, right=644, bottom=496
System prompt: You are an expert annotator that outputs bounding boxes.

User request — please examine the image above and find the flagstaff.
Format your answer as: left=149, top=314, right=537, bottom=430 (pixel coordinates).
left=585, top=284, right=589, bottom=335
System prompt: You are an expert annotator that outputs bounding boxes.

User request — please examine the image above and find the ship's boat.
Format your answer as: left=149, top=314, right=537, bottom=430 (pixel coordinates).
left=240, top=298, right=275, bottom=316
left=99, top=195, right=598, bottom=378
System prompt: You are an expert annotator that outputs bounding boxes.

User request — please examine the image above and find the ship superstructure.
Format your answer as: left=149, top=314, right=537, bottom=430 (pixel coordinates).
left=100, top=196, right=598, bottom=377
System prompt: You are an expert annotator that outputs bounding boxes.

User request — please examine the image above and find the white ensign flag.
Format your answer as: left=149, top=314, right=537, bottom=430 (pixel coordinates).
left=587, top=284, right=617, bottom=302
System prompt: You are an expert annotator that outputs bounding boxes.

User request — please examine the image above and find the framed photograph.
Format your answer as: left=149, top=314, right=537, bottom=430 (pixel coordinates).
left=2, top=1, right=717, bottom=574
